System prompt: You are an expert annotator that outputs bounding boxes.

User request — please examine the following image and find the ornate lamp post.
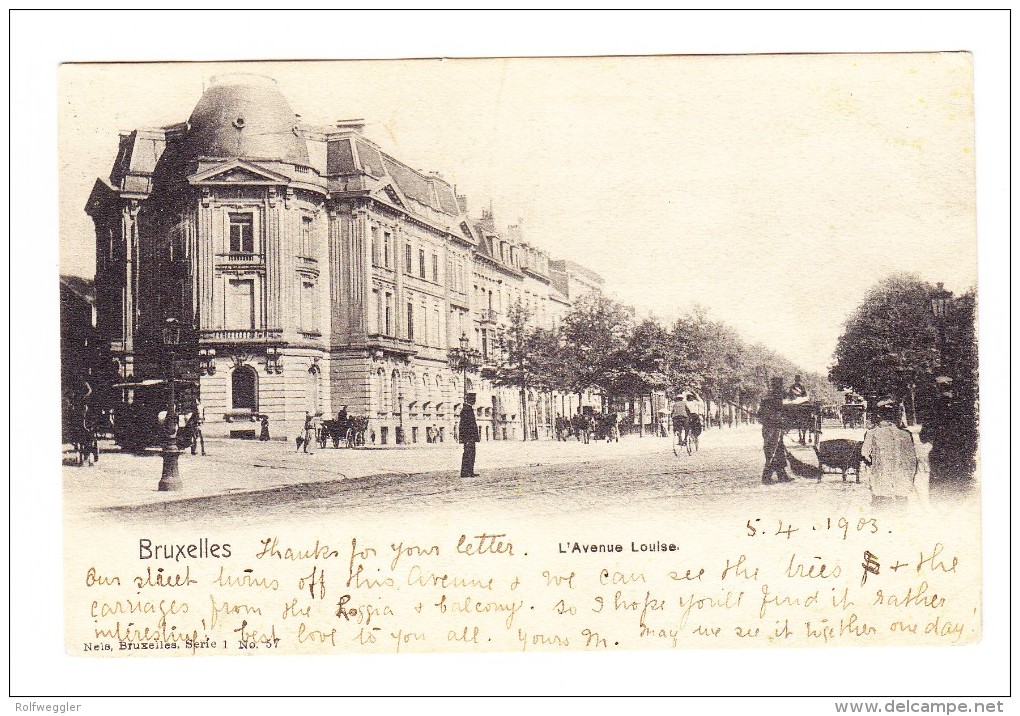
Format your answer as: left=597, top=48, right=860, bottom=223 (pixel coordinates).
left=448, top=332, right=481, bottom=402
left=158, top=317, right=183, bottom=492
left=929, top=282, right=953, bottom=369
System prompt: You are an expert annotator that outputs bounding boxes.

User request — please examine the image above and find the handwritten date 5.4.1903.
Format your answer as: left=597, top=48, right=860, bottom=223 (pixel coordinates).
left=746, top=517, right=880, bottom=540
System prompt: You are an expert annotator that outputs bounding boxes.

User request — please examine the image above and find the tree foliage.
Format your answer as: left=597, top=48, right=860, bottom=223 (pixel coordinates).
left=829, top=274, right=941, bottom=399
left=558, top=293, right=634, bottom=400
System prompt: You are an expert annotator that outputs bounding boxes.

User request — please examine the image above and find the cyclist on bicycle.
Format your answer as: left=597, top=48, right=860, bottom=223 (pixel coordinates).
left=671, top=393, right=691, bottom=444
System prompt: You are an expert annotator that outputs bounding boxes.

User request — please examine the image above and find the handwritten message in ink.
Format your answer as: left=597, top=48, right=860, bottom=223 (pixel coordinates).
left=69, top=513, right=980, bottom=655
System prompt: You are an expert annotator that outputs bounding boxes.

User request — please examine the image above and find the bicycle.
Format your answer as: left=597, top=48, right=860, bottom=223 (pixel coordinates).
left=672, top=417, right=693, bottom=457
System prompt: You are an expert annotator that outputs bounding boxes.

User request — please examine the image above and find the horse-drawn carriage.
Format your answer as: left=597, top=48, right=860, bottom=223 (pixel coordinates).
left=593, top=412, right=622, bottom=442
left=109, top=378, right=202, bottom=453
left=840, top=402, right=867, bottom=429
left=317, top=413, right=369, bottom=449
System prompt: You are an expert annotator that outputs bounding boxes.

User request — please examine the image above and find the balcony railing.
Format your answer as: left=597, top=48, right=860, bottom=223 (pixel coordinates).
left=366, top=333, right=418, bottom=357
left=478, top=308, right=498, bottom=323
left=296, top=256, right=318, bottom=268
left=200, top=329, right=283, bottom=341
left=216, top=252, right=264, bottom=264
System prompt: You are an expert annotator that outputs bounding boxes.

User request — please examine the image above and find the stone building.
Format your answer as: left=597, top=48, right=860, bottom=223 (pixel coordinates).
left=86, top=74, right=602, bottom=442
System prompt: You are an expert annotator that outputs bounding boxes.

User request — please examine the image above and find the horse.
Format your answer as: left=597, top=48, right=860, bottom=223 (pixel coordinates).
left=781, top=401, right=822, bottom=446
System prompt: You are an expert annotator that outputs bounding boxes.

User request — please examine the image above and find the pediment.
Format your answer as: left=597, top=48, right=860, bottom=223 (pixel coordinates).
left=188, top=160, right=291, bottom=186
left=377, top=182, right=406, bottom=208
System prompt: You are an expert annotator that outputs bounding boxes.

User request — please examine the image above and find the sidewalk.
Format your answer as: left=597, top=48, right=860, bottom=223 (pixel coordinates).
left=63, top=425, right=764, bottom=513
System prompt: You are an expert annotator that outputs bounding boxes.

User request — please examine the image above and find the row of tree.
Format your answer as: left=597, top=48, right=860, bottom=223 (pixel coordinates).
left=490, top=293, right=837, bottom=438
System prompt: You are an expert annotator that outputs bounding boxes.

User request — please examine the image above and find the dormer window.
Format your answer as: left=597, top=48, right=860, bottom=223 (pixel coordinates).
left=229, top=213, right=254, bottom=254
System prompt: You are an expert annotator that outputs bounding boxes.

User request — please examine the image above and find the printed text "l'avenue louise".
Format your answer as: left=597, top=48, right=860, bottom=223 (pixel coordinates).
left=558, top=541, right=679, bottom=554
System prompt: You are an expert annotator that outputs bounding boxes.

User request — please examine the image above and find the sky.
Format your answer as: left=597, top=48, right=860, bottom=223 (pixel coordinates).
left=59, top=54, right=977, bottom=374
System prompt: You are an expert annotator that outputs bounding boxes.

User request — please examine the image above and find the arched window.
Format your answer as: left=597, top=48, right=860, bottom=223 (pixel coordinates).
left=231, top=365, right=258, bottom=412
left=375, top=369, right=386, bottom=413
left=406, top=372, right=417, bottom=407
left=390, top=370, right=401, bottom=413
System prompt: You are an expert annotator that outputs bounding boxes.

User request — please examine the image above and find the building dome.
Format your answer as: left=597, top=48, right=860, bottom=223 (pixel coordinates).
left=185, top=74, right=310, bottom=166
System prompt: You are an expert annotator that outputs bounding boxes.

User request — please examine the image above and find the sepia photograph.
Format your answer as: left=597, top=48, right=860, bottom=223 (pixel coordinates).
left=60, top=55, right=978, bottom=526
left=11, top=8, right=1011, bottom=709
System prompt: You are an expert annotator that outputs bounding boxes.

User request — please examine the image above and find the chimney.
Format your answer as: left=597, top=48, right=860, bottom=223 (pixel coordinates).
left=457, top=195, right=468, bottom=213
left=335, top=118, right=366, bottom=133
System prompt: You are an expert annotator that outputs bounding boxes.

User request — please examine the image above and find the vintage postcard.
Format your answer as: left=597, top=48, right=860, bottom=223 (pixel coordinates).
left=58, top=54, right=980, bottom=660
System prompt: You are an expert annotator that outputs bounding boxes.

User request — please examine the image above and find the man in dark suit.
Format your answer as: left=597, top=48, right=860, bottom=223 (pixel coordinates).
left=460, top=393, right=480, bottom=477
left=759, top=377, right=794, bottom=485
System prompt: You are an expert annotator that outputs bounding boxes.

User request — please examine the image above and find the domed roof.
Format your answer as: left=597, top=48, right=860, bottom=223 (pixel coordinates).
left=185, top=74, right=310, bottom=166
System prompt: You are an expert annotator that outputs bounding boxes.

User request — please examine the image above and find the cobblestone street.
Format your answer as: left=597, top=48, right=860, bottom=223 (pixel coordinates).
left=63, top=424, right=914, bottom=525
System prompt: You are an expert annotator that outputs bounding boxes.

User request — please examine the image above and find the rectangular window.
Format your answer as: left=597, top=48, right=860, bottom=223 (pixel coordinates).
left=225, top=278, right=255, bottom=328
left=432, top=253, right=439, bottom=283
left=300, top=280, right=317, bottom=331
left=406, top=302, right=414, bottom=340
left=419, top=249, right=426, bottom=279
left=301, top=216, right=314, bottom=257
left=371, top=227, right=380, bottom=266
left=229, top=213, right=254, bottom=254
left=405, top=244, right=413, bottom=274
left=372, top=289, right=381, bottom=334
left=422, top=304, right=429, bottom=346
left=434, top=307, right=441, bottom=347
left=384, top=232, right=391, bottom=267
left=385, top=292, right=393, bottom=336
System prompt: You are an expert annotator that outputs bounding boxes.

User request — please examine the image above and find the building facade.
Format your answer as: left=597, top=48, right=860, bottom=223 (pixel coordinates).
left=86, top=74, right=602, bottom=442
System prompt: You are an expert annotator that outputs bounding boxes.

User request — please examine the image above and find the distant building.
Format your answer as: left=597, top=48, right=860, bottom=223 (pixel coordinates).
left=548, top=259, right=605, bottom=302
left=85, top=74, right=601, bottom=441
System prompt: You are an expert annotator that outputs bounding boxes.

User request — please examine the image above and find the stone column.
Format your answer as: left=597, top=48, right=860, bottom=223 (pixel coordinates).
left=327, top=202, right=345, bottom=346
left=347, top=205, right=368, bottom=342
left=121, top=201, right=140, bottom=354
left=393, top=224, right=405, bottom=340
left=197, top=191, right=216, bottom=329
left=266, top=186, right=284, bottom=334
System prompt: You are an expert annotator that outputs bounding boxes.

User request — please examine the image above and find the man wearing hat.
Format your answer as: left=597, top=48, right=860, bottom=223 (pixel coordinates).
left=787, top=374, right=808, bottom=401
left=670, top=392, right=692, bottom=445
left=759, top=377, right=794, bottom=484
left=459, top=393, right=480, bottom=477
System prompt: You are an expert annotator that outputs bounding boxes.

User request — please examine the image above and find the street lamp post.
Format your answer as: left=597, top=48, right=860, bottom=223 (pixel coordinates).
left=930, top=282, right=953, bottom=368
left=448, top=333, right=481, bottom=441
left=449, top=332, right=481, bottom=401
left=158, top=317, right=183, bottom=492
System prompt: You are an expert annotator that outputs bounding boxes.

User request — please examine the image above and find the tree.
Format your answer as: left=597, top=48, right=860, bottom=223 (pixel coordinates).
left=608, top=318, right=672, bottom=435
left=672, top=306, right=746, bottom=420
left=829, top=274, right=941, bottom=409
left=559, top=293, right=634, bottom=408
left=490, top=300, right=531, bottom=440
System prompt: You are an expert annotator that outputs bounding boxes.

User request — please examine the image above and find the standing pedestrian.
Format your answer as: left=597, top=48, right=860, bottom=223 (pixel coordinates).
left=303, top=413, right=315, bottom=454
left=759, top=377, right=794, bottom=484
left=188, top=398, right=206, bottom=455
left=861, top=399, right=918, bottom=506
left=460, top=393, right=480, bottom=477
left=259, top=415, right=271, bottom=441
